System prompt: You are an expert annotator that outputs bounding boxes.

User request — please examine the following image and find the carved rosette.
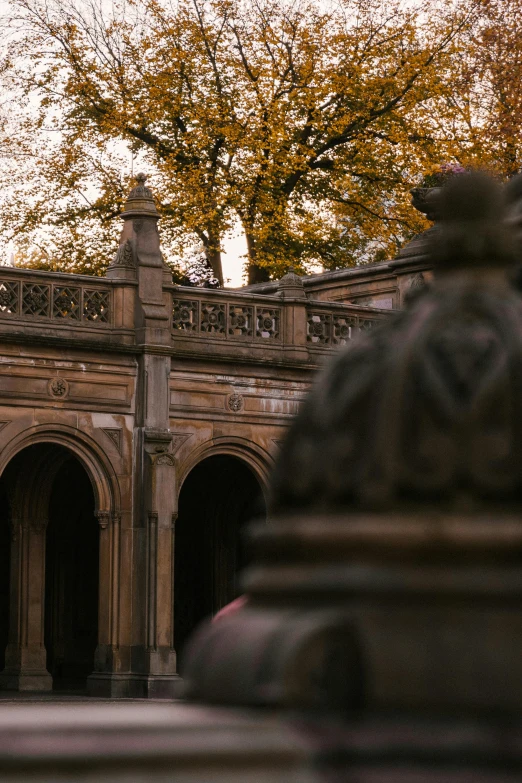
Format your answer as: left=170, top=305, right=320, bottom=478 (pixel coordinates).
left=256, top=308, right=280, bottom=339
left=22, top=283, right=50, bottom=316
left=53, top=287, right=80, bottom=320
left=307, top=312, right=332, bottom=344
left=227, top=392, right=244, bottom=412
left=332, top=315, right=357, bottom=345
left=229, top=305, right=253, bottom=337
left=172, top=299, right=198, bottom=332
left=83, top=289, right=110, bottom=322
left=201, top=303, right=225, bottom=334
left=0, top=282, right=19, bottom=314
left=48, top=378, right=69, bottom=398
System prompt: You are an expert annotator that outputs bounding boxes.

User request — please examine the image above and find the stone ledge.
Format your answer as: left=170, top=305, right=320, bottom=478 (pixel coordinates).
left=87, top=673, right=184, bottom=700
left=0, top=701, right=312, bottom=782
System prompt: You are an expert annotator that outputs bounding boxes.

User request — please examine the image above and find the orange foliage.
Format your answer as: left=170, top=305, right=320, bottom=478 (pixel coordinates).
left=0, top=0, right=497, bottom=282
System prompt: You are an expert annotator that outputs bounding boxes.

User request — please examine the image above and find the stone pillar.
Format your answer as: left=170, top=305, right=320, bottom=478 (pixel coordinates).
left=88, top=511, right=114, bottom=688
left=139, top=442, right=178, bottom=697
left=0, top=518, right=52, bottom=691
left=278, top=270, right=309, bottom=362
left=90, top=174, right=179, bottom=698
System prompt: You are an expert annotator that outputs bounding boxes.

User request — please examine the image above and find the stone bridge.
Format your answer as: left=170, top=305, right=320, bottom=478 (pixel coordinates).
left=0, top=177, right=418, bottom=698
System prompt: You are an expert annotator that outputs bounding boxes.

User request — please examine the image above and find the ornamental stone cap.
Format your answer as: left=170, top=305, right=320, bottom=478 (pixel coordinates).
left=121, top=173, right=159, bottom=219
left=270, top=173, right=521, bottom=514
left=278, top=267, right=303, bottom=287
left=278, top=267, right=307, bottom=300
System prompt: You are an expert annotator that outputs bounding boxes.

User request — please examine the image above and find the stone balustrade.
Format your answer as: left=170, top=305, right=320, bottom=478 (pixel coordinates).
left=305, top=301, right=384, bottom=346
left=170, top=286, right=388, bottom=354
left=0, top=268, right=112, bottom=326
left=172, top=290, right=282, bottom=341
left=0, top=267, right=389, bottom=360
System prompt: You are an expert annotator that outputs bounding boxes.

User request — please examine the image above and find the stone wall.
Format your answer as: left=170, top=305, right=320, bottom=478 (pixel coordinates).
left=0, top=179, right=391, bottom=697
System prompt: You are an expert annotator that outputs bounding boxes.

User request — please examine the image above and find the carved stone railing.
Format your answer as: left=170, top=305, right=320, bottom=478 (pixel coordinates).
left=305, top=301, right=385, bottom=346
left=172, top=291, right=281, bottom=342
left=0, top=267, right=388, bottom=355
left=0, top=269, right=111, bottom=326
left=171, top=287, right=388, bottom=356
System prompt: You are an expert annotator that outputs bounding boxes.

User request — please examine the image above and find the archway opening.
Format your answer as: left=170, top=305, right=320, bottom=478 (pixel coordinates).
left=174, top=455, right=266, bottom=663
left=0, top=443, right=99, bottom=692
left=44, top=455, right=99, bottom=690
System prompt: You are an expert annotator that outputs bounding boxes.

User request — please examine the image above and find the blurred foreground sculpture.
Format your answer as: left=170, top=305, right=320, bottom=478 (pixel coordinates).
left=184, top=173, right=522, bottom=779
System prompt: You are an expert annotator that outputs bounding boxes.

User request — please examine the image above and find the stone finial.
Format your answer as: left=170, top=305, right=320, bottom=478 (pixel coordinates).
left=279, top=267, right=302, bottom=285
left=107, top=172, right=164, bottom=281
left=278, top=267, right=307, bottom=299
left=121, top=173, right=159, bottom=220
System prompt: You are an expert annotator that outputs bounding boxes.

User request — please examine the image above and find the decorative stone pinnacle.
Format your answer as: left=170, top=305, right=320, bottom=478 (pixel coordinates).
left=279, top=266, right=304, bottom=287
left=278, top=266, right=307, bottom=299
left=120, top=171, right=159, bottom=220
left=279, top=267, right=302, bottom=283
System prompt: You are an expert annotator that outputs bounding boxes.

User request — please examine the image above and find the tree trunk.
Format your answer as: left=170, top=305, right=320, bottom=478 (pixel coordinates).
left=206, top=246, right=223, bottom=287
left=245, top=232, right=270, bottom=285
left=201, top=230, right=224, bottom=286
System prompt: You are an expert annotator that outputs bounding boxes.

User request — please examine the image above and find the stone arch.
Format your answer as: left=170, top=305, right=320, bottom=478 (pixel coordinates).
left=0, top=423, right=120, bottom=515
left=174, top=442, right=270, bottom=666
left=11, top=445, right=73, bottom=532
left=0, top=425, right=122, bottom=692
left=178, top=435, right=274, bottom=502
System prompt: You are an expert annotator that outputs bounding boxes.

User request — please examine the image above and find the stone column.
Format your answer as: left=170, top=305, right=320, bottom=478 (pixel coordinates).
left=135, top=430, right=178, bottom=698
left=89, top=511, right=113, bottom=681
left=90, top=174, right=180, bottom=698
left=278, top=270, right=309, bottom=362
left=0, top=518, right=52, bottom=691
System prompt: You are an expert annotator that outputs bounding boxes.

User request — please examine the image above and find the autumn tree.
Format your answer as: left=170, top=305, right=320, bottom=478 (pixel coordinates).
left=1, top=0, right=476, bottom=283
left=435, top=0, right=522, bottom=179
left=219, top=0, right=475, bottom=277
left=1, top=0, right=231, bottom=278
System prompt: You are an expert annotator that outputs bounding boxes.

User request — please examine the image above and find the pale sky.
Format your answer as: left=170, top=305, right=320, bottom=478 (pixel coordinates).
left=221, top=223, right=248, bottom=287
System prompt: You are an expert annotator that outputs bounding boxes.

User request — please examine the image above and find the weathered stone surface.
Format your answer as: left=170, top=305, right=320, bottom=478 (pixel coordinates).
left=0, top=702, right=312, bottom=782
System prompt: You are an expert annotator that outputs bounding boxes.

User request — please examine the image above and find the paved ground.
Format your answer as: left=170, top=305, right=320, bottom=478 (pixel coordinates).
left=0, top=690, right=179, bottom=703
